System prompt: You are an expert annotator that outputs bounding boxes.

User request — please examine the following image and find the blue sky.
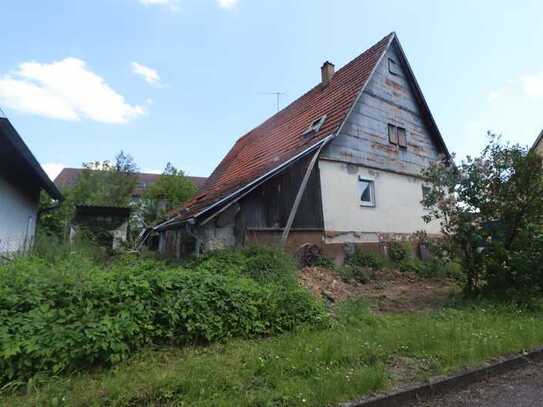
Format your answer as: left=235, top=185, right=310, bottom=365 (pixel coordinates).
left=1, top=0, right=543, bottom=180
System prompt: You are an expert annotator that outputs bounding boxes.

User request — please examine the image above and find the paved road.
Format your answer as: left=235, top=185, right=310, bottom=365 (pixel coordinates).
left=408, top=360, right=543, bottom=407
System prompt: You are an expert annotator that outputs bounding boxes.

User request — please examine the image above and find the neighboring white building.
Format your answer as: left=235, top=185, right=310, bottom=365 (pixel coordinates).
left=0, top=116, right=63, bottom=255
left=155, top=33, right=450, bottom=262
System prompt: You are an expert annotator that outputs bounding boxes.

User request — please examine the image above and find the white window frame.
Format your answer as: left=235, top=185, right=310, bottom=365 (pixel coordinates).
left=358, top=177, right=376, bottom=207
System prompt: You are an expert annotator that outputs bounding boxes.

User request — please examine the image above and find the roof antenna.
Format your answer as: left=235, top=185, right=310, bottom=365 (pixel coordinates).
left=0, top=107, right=6, bottom=118
left=258, top=91, right=285, bottom=112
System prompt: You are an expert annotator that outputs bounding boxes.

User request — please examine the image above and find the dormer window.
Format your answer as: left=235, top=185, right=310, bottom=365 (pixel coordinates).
left=303, top=115, right=326, bottom=137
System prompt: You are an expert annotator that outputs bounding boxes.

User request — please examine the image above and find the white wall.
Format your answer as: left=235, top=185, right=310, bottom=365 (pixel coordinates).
left=0, top=175, right=39, bottom=254
left=318, top=159, right=440, bottom=243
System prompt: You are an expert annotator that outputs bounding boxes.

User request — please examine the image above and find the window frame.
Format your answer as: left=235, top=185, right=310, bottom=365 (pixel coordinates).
left=358, top=176, right=376, bottom=208
left=388, top=123, right=407, bottom=149
left=388, top=58, right=401, bottom=76
left=397, top=127, right=407, bottom=148
left=388, top=124, right=398, bottom=145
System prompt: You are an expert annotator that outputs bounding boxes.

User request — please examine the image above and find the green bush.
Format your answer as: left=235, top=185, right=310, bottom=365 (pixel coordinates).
left=347, top=249, right=387, bottom=270
left=388, top=241, right=410, bottom=263
left=0, top=249, right=327, bottom=384
left=399, top=257, right=463, bottom=279
left=242, top=246, right=297, bottom=284
left=307, top=254, right=336, bottom=270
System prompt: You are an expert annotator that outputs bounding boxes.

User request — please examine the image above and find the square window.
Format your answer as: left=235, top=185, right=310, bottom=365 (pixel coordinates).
left=388, top=124, right=407, bottom=149
left=358, top=177, right=375, bottom=207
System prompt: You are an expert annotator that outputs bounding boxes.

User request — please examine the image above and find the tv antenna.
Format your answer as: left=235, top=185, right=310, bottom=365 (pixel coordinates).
left=258, top=91, right=285, bottom=112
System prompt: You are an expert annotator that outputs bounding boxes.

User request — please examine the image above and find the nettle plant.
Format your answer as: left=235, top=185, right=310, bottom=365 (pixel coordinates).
left=421, top=134, right=543, bottom=299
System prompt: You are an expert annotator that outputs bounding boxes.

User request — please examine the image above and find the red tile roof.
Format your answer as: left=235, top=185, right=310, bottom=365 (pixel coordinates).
left=166, top=33, right=395, bottom=223
left=54, top=167, right=207, bottom=196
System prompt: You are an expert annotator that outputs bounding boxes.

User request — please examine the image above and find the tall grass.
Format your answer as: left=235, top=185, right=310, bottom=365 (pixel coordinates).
left=3, top=301, right=543, bottom=406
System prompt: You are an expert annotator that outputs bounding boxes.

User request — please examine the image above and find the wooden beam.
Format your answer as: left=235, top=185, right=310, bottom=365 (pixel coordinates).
left=280, top=143, right=326, bottom=246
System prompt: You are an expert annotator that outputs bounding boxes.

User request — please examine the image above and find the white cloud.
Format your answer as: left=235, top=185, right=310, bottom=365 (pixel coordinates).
left=42, top=163, right=65, bottom=181
left=0, top=58, right=144, bottom=123
left=520, top=71, right=543, bottom=99
left=131, top=62, right=161, bottom=86
left=217, top=0, right=238, bottom=9
left=138, top=0, right=179, bottom=10
left=455, top=72, right=543, bottom=160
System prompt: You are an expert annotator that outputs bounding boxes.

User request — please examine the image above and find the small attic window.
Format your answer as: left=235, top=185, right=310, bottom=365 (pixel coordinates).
left=303, top=115, right=326, bottom=137
left=388, top=58, right=401, bottom=76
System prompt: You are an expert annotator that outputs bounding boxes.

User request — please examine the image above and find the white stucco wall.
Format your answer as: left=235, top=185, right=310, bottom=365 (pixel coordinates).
left=0, top=175, right=39, bottom=254
left=319, top=159, right=440, bottom=243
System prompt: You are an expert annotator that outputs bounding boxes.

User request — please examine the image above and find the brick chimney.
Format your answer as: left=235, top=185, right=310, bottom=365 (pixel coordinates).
left=321, top=61, right=335, bottom=87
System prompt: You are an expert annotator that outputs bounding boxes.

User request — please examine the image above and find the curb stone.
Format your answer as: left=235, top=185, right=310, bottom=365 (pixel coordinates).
left=340, top=346, right=543, bottom=407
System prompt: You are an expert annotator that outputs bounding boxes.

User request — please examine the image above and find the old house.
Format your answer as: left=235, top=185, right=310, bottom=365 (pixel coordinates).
left=155, top=33, right=450, bottom=262
left=0, top=115, right=63, bottom=255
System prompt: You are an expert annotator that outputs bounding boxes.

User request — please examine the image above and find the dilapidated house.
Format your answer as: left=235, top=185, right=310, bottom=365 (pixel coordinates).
left=0, top=115, right=63, bottom=255
left=155, top=33, right=450, bottom=262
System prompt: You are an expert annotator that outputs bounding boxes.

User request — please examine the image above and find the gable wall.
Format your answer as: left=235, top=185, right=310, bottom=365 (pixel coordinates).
left=0, top=172, right=40, bottom=254
left=319, top=43, right=442, bottom=240
left=321, top=44, right=441, bottom=174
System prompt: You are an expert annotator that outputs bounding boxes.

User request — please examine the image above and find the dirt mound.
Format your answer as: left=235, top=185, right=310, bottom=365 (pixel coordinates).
left=299, top=267, right=356, bottom=302
left=299, top=266, right=458, bottom=313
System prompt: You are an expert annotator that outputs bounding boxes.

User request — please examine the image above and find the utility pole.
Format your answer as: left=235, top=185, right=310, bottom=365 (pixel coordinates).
left=258, top=91, right=285, bottom=112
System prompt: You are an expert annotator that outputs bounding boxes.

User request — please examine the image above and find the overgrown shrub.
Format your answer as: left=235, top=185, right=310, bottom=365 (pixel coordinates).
left=243, top=246, right=297, bottom=284
left=388, top=241, right=410, bottom=263
left=346, top=249, right=387, bottom=270
left=399, top=257, right=463, bottom=279
left=337, top=264, right=374, bottom=284
left=0, top=249, right=327, bottom=384
left=307, top=254, right=336, bottom=270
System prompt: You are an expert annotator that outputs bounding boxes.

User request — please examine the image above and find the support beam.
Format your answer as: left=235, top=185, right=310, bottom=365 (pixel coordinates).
left=280, top=143, right=326, bottom=246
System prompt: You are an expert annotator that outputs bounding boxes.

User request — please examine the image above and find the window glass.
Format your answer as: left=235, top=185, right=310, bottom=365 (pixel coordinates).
left=358, top=178, right=375, bottom=207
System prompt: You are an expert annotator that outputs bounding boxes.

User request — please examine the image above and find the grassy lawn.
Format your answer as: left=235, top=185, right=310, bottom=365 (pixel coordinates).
left=3, top=301, right=543, bottom=406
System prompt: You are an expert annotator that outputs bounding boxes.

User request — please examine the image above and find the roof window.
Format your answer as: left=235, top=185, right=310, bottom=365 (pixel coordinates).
left=303, top=115, right=326, bottom=137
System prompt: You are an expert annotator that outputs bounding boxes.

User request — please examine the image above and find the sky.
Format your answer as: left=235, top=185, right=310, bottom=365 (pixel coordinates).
left=1, top=0, right=543, bottom=180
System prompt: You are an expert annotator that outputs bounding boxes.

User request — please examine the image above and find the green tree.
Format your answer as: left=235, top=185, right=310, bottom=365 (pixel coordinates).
left=71, top=151, right=138, bottom=207
left=421, top=134, right=543, bottom=299
left=38, top=151, right=138, bottom=238
left=142, top=163, right=198, bottom=225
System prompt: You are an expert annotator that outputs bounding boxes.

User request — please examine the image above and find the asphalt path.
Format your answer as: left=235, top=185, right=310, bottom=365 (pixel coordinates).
left=407, top=360, right=543, bottom=407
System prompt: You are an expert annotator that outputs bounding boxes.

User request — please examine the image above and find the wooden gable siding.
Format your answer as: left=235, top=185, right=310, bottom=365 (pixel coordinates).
left=321, top=44, right=441, bottom=176
left=237, top=157, right=324, bottom=230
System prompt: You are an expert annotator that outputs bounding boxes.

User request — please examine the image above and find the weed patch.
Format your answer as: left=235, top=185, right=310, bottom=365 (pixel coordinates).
left=0, top=248, right=327, bottom=384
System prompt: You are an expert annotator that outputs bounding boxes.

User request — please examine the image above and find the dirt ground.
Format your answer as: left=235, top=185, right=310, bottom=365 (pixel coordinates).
left=298, top=266, right=458, bottom=313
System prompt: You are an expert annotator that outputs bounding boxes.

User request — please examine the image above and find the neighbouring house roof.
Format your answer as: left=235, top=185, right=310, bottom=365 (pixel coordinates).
left=54, top=168, right=208, bottom=196
left=158, top=32, right=448, bottom=229
left=0, top=117, right=63, bottom=200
